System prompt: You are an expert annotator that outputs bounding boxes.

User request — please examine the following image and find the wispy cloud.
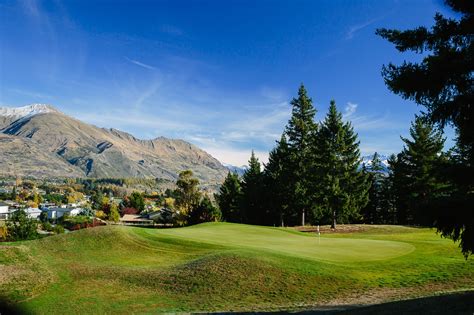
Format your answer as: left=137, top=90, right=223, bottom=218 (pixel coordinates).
left=125, top=57, right=157, bottom=70
left=343, top=101, right=358, bottom=118
left=346, top=17, right=379, bottom=40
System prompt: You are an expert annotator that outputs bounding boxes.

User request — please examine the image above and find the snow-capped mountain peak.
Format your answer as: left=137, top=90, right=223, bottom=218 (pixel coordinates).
left=0, top=104, right=58, bottom=119
left=223, top=163, right=249, bottom=176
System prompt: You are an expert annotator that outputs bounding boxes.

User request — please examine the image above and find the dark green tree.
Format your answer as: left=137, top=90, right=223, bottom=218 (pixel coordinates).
left=6, top=209, right=38, bottom=241
left=215, top=172, right=242, bottom=223
left=284, top=84, right=318, bottom=225
left=311, top=101, right=369, bottom=229
left=399, top=117, right=447, bottom=226
left=240, top=151, right=264, bottom=225
left=361, top=152, right=386, bottom=224
left=263, top=134, right=292, bottom=226
left=128, top=192, right=145, bottom=213
left=377, top=0, right=473, bottom=256
left=189, top=196, right=221, bottom=225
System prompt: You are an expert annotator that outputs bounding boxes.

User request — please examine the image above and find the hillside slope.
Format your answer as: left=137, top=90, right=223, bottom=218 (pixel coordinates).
left=0, top=104, right=228, bottom=183
left=1, top=223, right=472, bottom=313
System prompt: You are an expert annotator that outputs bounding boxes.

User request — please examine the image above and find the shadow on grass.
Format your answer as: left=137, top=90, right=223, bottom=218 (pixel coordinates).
left=216, top=290, right=474, bottom=314
left=0, top=298, right=28, bottom=315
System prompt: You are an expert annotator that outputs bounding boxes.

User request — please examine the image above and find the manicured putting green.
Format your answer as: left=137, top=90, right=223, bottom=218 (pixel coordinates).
left=140, top=222, right=415, bottom=262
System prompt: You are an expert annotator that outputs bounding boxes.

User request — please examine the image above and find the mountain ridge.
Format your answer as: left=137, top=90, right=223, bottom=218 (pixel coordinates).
left=0, top=104, right=228, bottom=184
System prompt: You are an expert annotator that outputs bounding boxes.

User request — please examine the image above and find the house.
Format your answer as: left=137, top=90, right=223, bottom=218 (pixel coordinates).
left=0, top=202, right=9, bottom=220
left=45, top=207, right=82, bottom=219
left=147, top=208, right=175, bottom=223
left=25, top=208, right=42, bottom=220
left=120, top=214, right=154, bottom=226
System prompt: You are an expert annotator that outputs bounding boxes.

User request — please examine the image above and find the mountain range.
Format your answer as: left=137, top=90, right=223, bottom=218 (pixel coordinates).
left=0, top=104, right=228, bottom=185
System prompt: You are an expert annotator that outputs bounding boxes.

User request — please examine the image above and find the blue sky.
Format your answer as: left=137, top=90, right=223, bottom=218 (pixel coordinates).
left=0, top=0, right=457, bottom=165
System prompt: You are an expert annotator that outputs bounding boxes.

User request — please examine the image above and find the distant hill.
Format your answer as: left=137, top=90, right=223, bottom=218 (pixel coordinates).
left=0, top=104, right=228, bottom=184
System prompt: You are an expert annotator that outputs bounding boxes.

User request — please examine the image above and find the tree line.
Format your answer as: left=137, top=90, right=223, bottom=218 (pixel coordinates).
left=216, top=85, right=370, bottom=229
left=217, top=0, right=473, bottom=257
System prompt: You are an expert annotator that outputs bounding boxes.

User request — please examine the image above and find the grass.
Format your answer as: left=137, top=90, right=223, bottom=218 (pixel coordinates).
left=0, top=222, right=473, bottom=314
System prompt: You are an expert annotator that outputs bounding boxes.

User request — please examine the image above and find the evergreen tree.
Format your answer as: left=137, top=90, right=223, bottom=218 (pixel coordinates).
left=128, top=192, right=145, bottom=213
left=189, top=196, right=221, bottom=225
left=263, top=134, right=292, bottom=226
left=311, top=101, right=369, bottom=228
left=377, top=0, right=473, bottom=256
left=362, top=152, right=386, bottom=224
left=284, top=84, right=318, bottom=225
left=398, top=116, right=446, bottom=225
left=240, top=151, right=264, bottom=225
left=215, top=172, right=242, bottom=223
left=388, top=153, right=412, bottom=224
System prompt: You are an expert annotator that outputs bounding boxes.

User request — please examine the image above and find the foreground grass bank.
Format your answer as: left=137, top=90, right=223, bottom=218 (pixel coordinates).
left=1, top=223, right=473, bottom=313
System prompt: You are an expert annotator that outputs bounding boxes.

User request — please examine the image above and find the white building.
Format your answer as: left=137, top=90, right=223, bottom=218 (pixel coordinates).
left=25, top=208, right=43, bottom=220
left=0, top=202, right=9, bottom=220
left=46, top=207, right=82, bottom=219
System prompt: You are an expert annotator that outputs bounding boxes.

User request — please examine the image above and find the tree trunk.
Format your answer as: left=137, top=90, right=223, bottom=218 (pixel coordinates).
left=301, top=210, right=305, bottom=226
left=331, top=210, right=336, bottom=229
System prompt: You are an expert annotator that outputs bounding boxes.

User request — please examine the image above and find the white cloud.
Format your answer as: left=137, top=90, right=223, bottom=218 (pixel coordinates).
left=344, top=102, right=358, bottom=118
left=125, top=57, right=157, bottom=70
left=346, top=18, right=379, bottom=40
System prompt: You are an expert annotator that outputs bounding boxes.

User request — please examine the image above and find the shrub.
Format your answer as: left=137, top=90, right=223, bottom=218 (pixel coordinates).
left=95, top=210, right=106, bottom=219
left=0, top=226, right=8, bottom=241
left=42, top=221, right=53, bottom=232
left=52, top=224, right=65, bottom=234
left=6, top=209, right=38, bottom=241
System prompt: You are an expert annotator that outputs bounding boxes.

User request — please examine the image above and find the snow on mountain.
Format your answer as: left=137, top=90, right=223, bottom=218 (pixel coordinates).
left=0, top=104, right=58, bottom=119
left=223, top=163, right=249, bottom=176
left=361, top=154, right=390, bottom=168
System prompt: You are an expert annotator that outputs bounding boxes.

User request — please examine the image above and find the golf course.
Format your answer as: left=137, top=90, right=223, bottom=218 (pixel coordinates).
left=1, top=223, right=473, bottom=313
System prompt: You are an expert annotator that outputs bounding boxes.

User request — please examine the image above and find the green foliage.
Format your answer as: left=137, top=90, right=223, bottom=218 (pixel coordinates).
left=284, top=84, right=318, bottom=225
left=311, top=101, right=369, bottom=228
left=127, top=192, right=145, bottom=212
left=174, top=170, right=201, bottom=225
left=52, top=224, right=65, bottom=234
left=189, top=196, right=221, bottom=225
left=42, top=221, right=53, bottom=232
left=44, top=193, right=66, bottom=205
left=377, top=0, right=473, bottom=256
left=362, top=152, right=389, bottom=224
left=6, top=209, right=39, bottom=241
left=263, top=134, right=292, bottom=226
left=215, top=172, right=242, bottom=223
left=91, top=190, right=104, bottom=210
left=78, top=207, right=95, bottom=217
left=108, top=203, right=120, bottom=222
left=240, top=151, right=264, bottom=225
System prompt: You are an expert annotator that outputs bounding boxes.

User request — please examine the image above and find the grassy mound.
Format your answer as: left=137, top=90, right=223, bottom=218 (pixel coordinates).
left=0, top=223, right=472, bottom=313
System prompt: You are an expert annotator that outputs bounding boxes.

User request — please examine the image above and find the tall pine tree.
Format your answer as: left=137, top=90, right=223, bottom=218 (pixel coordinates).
left=215, top=172, right=242, bottom=223
left=284, top=84, right=318, bottom=226
left=398, top=116, right=446, bottom=226
left=263, top=134, right=292, bottom=226
left=311, top=101, right=369, bottom=228
left=362, top=152, right=386, bottom=224
left=377, top=0, right=473, bottom=256
left=240, top=151, right=264, bottom=225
